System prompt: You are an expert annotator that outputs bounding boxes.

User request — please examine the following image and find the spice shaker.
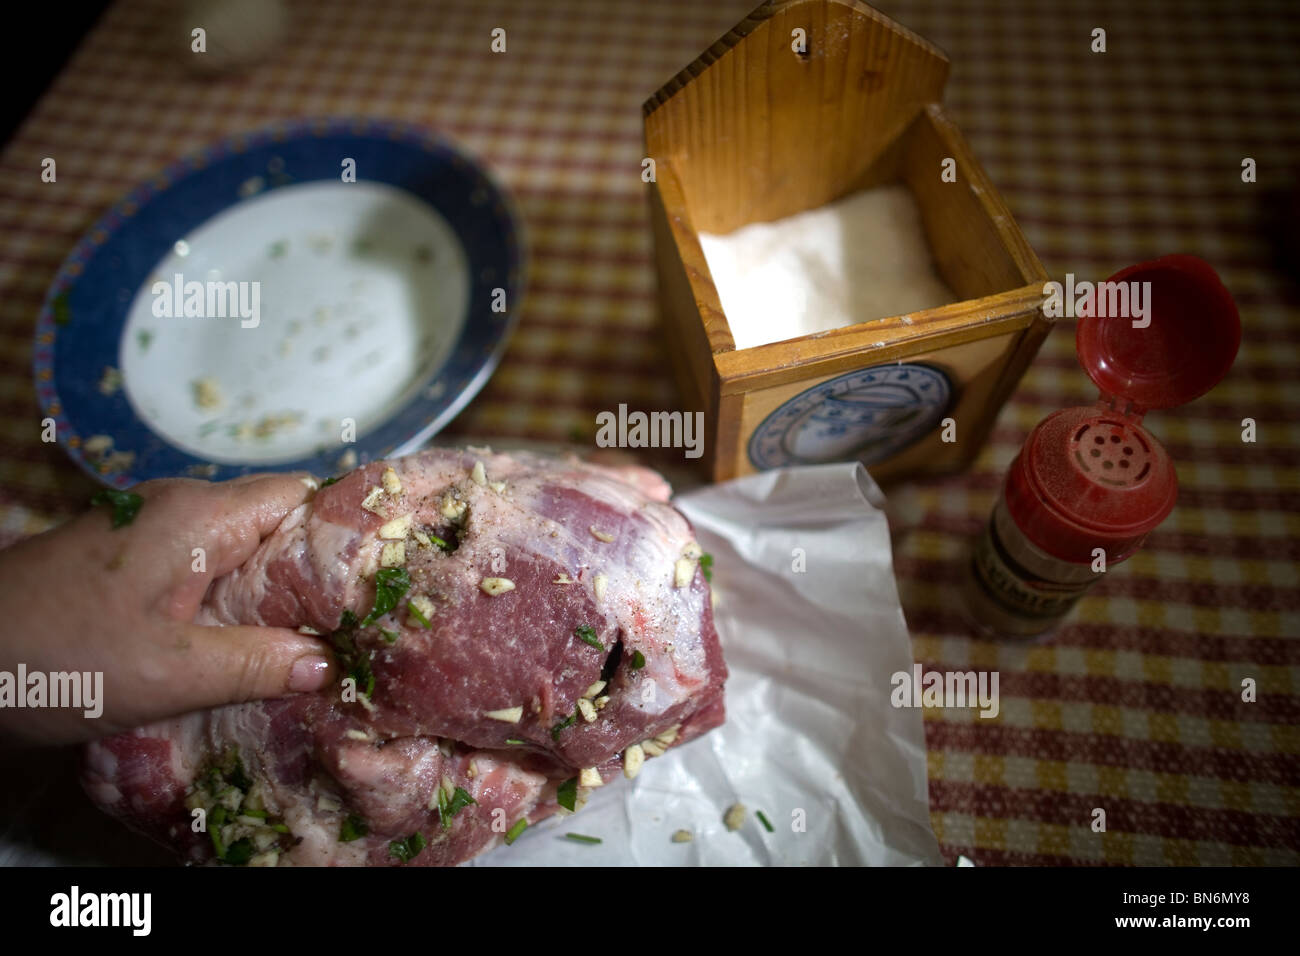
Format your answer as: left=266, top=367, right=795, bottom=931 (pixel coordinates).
left=962, top=255, right=1240, bottom=639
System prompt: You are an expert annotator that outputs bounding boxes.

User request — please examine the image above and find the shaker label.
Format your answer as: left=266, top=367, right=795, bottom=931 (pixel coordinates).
left=971, top=521, right=1094, bottom=619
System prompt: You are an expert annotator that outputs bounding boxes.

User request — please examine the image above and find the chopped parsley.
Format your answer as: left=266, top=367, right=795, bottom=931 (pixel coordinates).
left=327, top=568, right=410, bottom=701
left=505, top=738, right=524, bottom=745
left=319, top=476, right=340, bottom=487
left=556, top=777, right=578, bottom=812
left=194, top=749, right=291, bottom=865
left=630, top=649, right=646, bottom=670
left=565, top=833, right=602, bottom=845
left=504, top=819, right=528, bottom=845
left=550, top=713, right=576, bottom=740
left=699, top=552, right=714, bottom=582
left=437, top=786, right=477, bottom=829
left=209, top=805, right=227, bottom=858
left=405, top=600, right=431, bottom=629
left=388, top=831, right=426, bottom=863
left=364, top=567, right=411, bottom=625
left=329, top=617, right=375, bottom=699
left=428, top=533, right=453, bottom=551
left=223, top=838, right=254, bottom=865
left=339, top=814, right=368, bottom=842
left=89, top=489, right=143, bottom=529
left=756, top=810, right=774, bottom=833
left=224, top=754, right=252, bottom=792
left=574, top=624, right=603, bottom=651
left=51, top=292, right=71, bottom=326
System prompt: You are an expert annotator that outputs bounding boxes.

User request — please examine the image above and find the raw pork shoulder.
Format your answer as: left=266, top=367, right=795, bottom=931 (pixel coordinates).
left=83, top=448, right=726, bottom=866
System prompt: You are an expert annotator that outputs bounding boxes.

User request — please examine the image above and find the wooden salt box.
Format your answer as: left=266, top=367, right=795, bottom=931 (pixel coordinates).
left=644, top=0, right=1050, bottom=483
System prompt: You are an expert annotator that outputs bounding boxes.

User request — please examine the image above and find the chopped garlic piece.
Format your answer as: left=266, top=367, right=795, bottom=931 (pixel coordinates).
left=441, top=776, right=456, bottom=799
left=589, top=526, right=615, bottom=543
left=317, top=794, right=342, bottom=813
left=480, top=577, right=515, bottom=596
left=485, top=705, right=523, bottom=723
left=251, top=414, right=297, bottom=439
left=345, top=729, right=370, bottom=741
left=594, top=695, right=610, bottom=710
left=360, top=485, right=386, bottom=515
left=623, top=743, right=645, bottom=779
left=297, top=625, right=320, bottom=636
left=83, top=434, right=113, bottom=456
left=682, top=541, right=703, bottom=559
left=440, top=494, right=467, bottom=520
left=674, top=556, right=695, bottom=588
left=407, top=593, right=436, bottom=626
left=724, top=803, right=746, bottom=831
left=380, top=540, right=406, bottom=568
left=378, top=512, right=413, bottom=539
left=593, top=573, right=608, bottom=602
left=583, top=680, right=606, bottom=699
left=381, top=467, right=402, bottom=496
left=248, top=850, right=279, bottom=867
left=553, top=574, right=574, bottom=585
left=300, top=476, right=320, bottom=493
left=577, top=698, right=597, bottom=723
left=671, top=829, right=693, bottom=844
left=192, top=377, right=223, bottom=409
left=411, top=529, right=432, bottom=548
left=655, top=724, right=681, bottom=746
left=641, top=740, right=666, bottom=758
left=470, top=460, right=487, bottom=485
left=488, top=480, right=507, bottom=493
left=98, top=366, right=123, bottom=396
left=578, top=767, right=603, bottom=788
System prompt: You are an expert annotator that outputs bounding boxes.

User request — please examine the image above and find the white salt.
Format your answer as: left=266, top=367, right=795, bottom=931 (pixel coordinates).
left=698, top=185, right=957, bottom=351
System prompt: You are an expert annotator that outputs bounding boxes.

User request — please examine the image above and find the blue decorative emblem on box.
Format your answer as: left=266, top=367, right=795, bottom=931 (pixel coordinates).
left=748, top=363, right=953, bottom=469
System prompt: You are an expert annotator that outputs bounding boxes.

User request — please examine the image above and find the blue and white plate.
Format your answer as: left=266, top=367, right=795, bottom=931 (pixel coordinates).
left=34, top=118, right=524, bottom=487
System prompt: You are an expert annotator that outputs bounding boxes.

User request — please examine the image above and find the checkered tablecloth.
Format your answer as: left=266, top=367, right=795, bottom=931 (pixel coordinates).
left=0, top=0, right=1295, bottom=865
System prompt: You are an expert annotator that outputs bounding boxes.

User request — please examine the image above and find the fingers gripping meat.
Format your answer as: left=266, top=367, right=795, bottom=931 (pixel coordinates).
left=82, top=448, right=727, bottom=866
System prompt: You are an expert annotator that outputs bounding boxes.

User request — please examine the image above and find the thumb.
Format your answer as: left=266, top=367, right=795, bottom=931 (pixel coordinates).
left=166, top=623, right=336, bottom=713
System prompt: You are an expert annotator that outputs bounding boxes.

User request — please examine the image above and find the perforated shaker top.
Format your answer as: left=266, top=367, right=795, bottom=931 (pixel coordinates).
left=1004, top=255, right=1240, bottom=564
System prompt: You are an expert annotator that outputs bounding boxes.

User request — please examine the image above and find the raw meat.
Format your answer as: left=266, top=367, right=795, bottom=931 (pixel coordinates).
left=82, top=448, right=727, bottom=866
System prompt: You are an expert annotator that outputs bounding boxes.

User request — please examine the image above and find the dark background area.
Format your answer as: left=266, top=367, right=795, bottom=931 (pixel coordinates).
left=1, top=3, right=112, bottom=147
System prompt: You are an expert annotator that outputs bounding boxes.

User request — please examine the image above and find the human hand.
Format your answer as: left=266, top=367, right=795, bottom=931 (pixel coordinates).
left=0, top=473, right=336, bottom=746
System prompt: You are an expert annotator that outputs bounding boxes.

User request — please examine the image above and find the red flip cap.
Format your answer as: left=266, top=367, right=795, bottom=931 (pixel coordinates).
left=1005, top=255, right=1240, bottom=564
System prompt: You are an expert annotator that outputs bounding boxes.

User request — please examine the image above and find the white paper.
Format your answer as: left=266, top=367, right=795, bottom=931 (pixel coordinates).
left=475, top=462, right=943, bottom=867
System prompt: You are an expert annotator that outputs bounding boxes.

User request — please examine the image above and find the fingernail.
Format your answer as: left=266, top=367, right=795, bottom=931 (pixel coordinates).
left=289, top=655, right=331, bottom=692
